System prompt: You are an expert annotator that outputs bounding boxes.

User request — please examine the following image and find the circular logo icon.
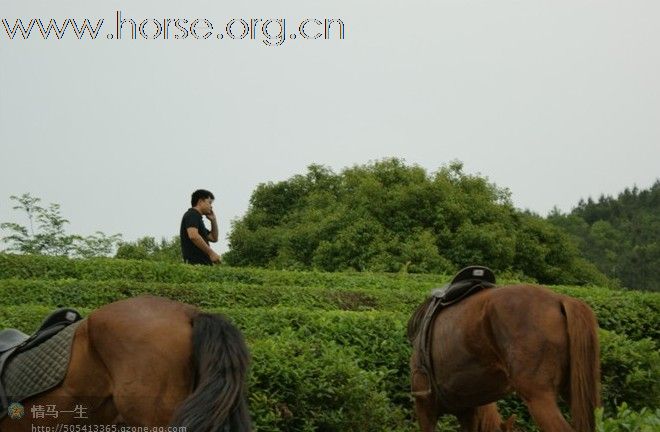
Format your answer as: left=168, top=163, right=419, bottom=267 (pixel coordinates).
left=8, top=402, right=25, bottom=420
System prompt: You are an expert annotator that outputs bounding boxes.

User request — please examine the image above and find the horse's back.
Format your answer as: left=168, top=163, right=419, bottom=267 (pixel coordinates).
left=90, top=295, right=198, bottom=326
left=434, top=283, right=569, bottom=347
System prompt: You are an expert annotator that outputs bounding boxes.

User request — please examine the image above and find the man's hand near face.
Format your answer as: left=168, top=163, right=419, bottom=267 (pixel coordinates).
left=206, top=208, right=216, bottom=222
left=206, top=208, right=219, bottom=242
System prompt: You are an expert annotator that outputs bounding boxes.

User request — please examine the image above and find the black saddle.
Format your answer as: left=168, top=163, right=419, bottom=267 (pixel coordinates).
left=431, top=265, right=496, bottom=306
left=0, top=308, right=82, bottom=409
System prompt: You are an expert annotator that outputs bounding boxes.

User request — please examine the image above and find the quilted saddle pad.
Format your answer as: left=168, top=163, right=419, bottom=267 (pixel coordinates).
left=1, top=320, right=83, bottom=419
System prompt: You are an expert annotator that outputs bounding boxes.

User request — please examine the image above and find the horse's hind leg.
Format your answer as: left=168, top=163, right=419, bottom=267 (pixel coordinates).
left=103, top=332, right=192, bottom=426
left=456, top=408, right=479, bottom=432
left=456, top=404, right=504, bottom=432
left=523, top=393, right=574, bottom=432
left=414, top=395, right=440, bottom=432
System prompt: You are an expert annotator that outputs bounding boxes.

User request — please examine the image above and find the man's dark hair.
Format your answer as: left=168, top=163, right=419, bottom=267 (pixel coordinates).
left=191, top=189, right=215, bottom=207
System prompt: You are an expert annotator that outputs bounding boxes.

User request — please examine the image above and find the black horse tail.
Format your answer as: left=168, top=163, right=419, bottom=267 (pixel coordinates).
left=170, top=313, right=252, bottom=432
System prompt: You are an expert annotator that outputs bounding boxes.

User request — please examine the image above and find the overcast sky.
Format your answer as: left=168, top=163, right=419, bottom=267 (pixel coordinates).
left=1, top=1, right=658, bottom=253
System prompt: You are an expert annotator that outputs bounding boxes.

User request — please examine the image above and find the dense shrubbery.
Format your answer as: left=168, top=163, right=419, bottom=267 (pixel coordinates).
left=224, top=159, right=610, bottom=286
left=1, top=278, right=658, bottom=344
left=596, top=403, right=660, bottom=432
left=0, top=279, right=424, bottom=315
left=2, top=304, right=658, bottom=428
left=0, top=253, right=440, bottom=288
left=1, top=254, right=658, bottom=431
left=552, top=285, right=660, bottom=342
left=599, top=331, right=660, bottom=412
left=248, top=333, right=410, bottom=432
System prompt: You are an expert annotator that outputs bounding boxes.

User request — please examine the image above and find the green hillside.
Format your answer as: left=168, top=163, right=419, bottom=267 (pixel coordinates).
left=1, top=254, right=658, bottom=431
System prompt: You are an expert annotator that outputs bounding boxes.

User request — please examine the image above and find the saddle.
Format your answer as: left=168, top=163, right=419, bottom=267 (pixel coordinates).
left=411, top=266, right=496, bottom=399
left=0, top=308, right=82, bottom=411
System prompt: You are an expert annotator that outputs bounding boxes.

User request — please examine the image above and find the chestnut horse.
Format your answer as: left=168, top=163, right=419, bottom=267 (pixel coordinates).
left=1, top=295, right=252, bottom=432
left=407, top=285, right=600, bottom=432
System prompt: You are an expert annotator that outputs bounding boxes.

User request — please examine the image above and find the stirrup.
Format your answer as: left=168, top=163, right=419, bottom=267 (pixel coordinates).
left=411, top=368, right=433, bottom=398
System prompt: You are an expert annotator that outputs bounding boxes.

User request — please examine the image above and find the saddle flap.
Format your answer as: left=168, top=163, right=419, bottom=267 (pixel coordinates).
left=411, top=265, right=497, bottom=399
left=0, top=330, right=29, bottom=353
left=1, top=320, right=83, bottom=417
left=1, top=307, right=83, bottom=410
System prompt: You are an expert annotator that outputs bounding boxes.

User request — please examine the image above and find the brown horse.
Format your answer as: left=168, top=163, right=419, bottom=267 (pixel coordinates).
left=1, top=295, right=252, bottom=432
left=407, top=284, right=600, bottom=432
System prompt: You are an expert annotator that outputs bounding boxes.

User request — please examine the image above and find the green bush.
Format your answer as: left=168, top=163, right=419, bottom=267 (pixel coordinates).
left=0, top=253, right=441, bottom=290
left=596, top=403, right=660, bottom=432
left=225, top=308, right=412, bottom=407
left=0, top=279, right=423, bottom=313
left=248, top=333, right=412, bottom=432
left=599, top=331, right=660, bottom=412
left=555, top=286, right=660, bottom=342
left=1, top=272, right=657, bottom=343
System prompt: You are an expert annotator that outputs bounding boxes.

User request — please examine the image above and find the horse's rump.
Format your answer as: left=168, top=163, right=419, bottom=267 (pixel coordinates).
left=0, top=295, right=252, bottom=432
left=409, top=284, right=601, bottom=432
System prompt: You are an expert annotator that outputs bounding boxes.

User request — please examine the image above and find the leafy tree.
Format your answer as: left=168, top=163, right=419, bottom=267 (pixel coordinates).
left=0, top=193, right=122, bottom=258
left=226, top=159, right=609, bottom=285
left=76, top=232, right=124, bottom=258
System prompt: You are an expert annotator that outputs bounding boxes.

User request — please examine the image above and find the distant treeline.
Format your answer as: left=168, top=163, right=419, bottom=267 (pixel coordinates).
left=3, top=160, right=657, bottom=290
left=548, top=180, right=660, bottom=291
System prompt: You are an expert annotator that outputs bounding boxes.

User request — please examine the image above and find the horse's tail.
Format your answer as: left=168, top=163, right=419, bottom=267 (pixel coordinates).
left=561, top=298, right=601, bottom=432
left=170, top=313, right=252, bottom=432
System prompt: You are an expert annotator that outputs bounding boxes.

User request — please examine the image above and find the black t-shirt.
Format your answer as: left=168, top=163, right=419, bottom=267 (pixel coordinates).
left=180, top=208, right=212, bottom=265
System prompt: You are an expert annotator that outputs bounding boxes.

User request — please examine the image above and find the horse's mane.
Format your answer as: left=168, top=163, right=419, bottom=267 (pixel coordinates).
left=406, top=295, right=434, bottom=343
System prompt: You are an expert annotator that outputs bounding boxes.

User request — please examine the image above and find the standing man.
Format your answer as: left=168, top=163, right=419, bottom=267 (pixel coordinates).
left=180, top=189, right=221, bottom=265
